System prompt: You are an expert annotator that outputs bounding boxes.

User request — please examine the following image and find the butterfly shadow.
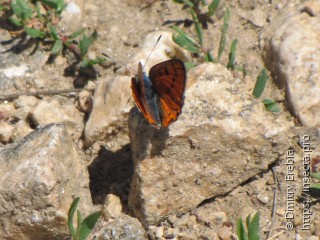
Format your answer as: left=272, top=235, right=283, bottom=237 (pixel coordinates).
left=128, top=107, right=170, bottom=160
left=87, top=144, right=133, bottom=209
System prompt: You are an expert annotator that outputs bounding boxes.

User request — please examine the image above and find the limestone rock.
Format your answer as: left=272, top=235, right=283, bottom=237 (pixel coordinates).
left=102, top=194, right=122, bottom=220
left=262, top=2, right=320, bottom=127
left=0, top=123, right=93, bottom=239
left=0, top=121, right=14, bottom=143
left=128, top=63, right=293, bottom=224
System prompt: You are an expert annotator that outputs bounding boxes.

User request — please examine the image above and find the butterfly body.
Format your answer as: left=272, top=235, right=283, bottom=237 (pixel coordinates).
left=139, top=68, right=162, bottom=128
left=131, top=59, right=186, bottom=128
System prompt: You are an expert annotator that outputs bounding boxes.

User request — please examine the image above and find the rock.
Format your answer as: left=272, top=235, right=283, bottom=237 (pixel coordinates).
left=262, top=2, right=320, bottom=127
left=11, top=119, right=33, bottom=141
left=84, top=31, right=189, bottom=146
left=65, top=1, right=81, bottom=14
left=14, top=95, right=39, bottom=120
left=217, top=225, right=233, bottom=240
left=14, top=95, right=39, bottom=110
left=149, top=226, right=164, bottom=238
left=0, top=123, right=93, bottom=239
left=96, top=214, right=146, bottom=240
left=102, top=194, right=122, bottom=220
left=193, top=209, right=228, bottom=225
left=163, top=227, right=179, bottom=239
left=1, top=64, right=29, bottom=78
left=29, top=96, right=83, bottom=128
left=256, top=191, right=270, bottom=205
left=78, top=90, right=93, bottom=113
left=84, top=76, right=132, bottom=146
left=0, top=121, right=14, bottom=143
left=128, top=63, right=293, bottom=224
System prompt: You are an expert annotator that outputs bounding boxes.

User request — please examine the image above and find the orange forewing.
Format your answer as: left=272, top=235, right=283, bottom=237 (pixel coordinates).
left=149, top=59, right=186, bottom=127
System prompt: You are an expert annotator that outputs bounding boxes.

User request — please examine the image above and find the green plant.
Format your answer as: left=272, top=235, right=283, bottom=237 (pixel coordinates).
left=171, top=1, right=240, bottom=71
left=252, top=69, right=280, bottom=112
left=310, top=172, right=320, bottom=189
left=237, top=211, right=260, bottom=240
left=68, top=197, right=102, bottom=240
left=173, top=0, right=219, bottom=28
left=2, top=0, right=105, bottom=68
left=310, top=156, right=320, bottom=189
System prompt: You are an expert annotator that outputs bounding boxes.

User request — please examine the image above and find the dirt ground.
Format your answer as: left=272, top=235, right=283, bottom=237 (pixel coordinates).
left=1, top=0, right=319, bottom=239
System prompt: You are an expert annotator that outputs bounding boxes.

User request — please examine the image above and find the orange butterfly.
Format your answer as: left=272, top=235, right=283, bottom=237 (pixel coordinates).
left=131, top=59, right=187, bottom=128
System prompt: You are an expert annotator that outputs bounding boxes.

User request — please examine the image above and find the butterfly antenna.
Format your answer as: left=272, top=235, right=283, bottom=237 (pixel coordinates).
left=142, top=35, right=162, bottom=71
left=102, top=52, right=137, bottom=73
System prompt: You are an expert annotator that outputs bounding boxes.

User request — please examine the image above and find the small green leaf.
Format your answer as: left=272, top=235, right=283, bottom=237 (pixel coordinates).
left=310, top=184, right=320, bottom=189
left=248, top=212, right=260, bottom=240
left=235, top=65, right=244, bottom=72
left=204, top=51, right=214, bottom=62
left=11, top=0, right=33, bottom=20
left=311, top=172, right=320, bottom=179
left=208, top=0, right=219, bottom=16
left=227, top=39, right=238, bottom=69
left=75, top=210, right=83, bottom=238
left=24, top=27, right=45, bottom=38
left=171, top=26, right=200, bottom=53
left=48, top=24, right=59, bottom=40
left=245, top=215, right=251, bottom=229
left=42, top=0, right=66, bottom=14
left=262, top=99, right=280, bottom=112
left=80, top=57, right=106, bottom=68
left=190, top=9, right=203, bottom=47
left=56, top=0, right=67, bottom=13
left=70, top=28, right=86, bottom=39
left=252, top=68, right=268, bottom=98
left=51, top=39, right=63, bottom=55
left=184, top=62, right=196, bottom=71
left=172, top=0, right=184, bottom=4
left=218, top=8, right=230, bottom=61
left=0, top=5, right=4, bottom=11
left=77, top=211, right=102, bottom=240
left=237, top=218, right=248, bottom=240
left=173, top=0, right=194, bottom=7
left=79, top=34, right=93, bottom=56
left=42, top=0, right=58, bottom=9
left=90, top=30, right=98, bottom=42
left=9, top=17, right=22, bottom=27
left=68, top=197, right=80, bottom=237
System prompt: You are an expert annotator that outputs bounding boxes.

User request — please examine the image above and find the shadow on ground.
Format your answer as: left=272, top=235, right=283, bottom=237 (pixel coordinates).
left=88, top=144, right=133, bottom=209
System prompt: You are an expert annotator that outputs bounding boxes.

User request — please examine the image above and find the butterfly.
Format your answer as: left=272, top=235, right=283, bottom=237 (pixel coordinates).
left=131, top=59, right=187, bottom=128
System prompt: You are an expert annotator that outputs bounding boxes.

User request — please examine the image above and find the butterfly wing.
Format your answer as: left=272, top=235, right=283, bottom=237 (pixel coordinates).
left=131, top=62, right=159, bottom=126
left=149, top=59, right=186, bottom=127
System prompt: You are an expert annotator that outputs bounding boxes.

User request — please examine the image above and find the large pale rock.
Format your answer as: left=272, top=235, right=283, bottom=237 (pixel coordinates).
left=262, top=1, right=320, bottom=127
left=84, top=31, right=189, bottom=146
left=0, top=123, right=93, bottom=239
left=128, top=63, right=294, bottom=224
left=84, top=76, right=132, bottom=146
